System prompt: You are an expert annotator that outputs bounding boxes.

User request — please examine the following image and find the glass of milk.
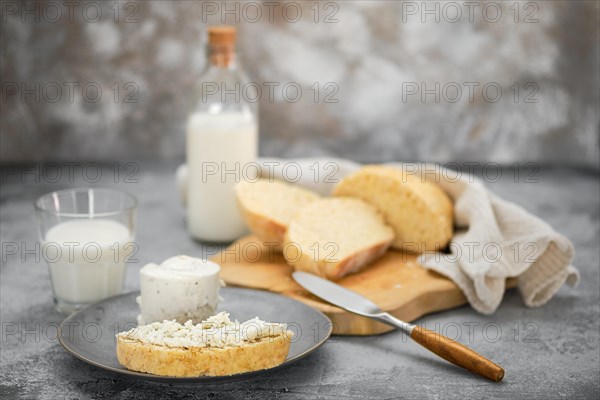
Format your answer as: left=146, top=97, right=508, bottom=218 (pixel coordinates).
left=35, top=188, right=137, bottom=313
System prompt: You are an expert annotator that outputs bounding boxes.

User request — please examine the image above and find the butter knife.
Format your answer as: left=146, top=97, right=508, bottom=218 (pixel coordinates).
left=292, top=271, right=505, bottom=382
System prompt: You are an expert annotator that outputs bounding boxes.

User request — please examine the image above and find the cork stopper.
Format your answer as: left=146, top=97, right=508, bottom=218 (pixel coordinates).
left=207, top=26, right=236, bottom=67
left=208, top=26, right=237, bottom=46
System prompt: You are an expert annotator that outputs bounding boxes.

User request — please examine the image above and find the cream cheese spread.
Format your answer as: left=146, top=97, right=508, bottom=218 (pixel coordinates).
left=119, top=312, right=290, bottom=348
left=137, top=255, right=223, bottom=325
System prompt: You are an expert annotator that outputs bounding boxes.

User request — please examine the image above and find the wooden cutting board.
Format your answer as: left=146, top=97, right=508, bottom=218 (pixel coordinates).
left=212, top=236, right=512, bottom=336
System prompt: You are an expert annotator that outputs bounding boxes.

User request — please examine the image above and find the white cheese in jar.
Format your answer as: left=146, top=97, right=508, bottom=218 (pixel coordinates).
left=136, top=255, right=223, bottom=325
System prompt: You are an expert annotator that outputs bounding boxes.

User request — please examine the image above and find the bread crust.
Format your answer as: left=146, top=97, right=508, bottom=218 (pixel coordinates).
left=283, top=197, right=394, bottom=280
left=116, top=333, right=292, bottom=377
left=235, top=180, right=319, bottom=250
left=333, top=165, right=453, bottom=252
left=284, top=235, right=392, bottom=280
left=237, top=199, right=287, bottom=249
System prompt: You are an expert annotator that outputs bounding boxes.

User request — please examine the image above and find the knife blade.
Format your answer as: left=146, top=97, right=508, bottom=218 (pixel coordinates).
left=292, top=271, right=384, bottom=317
left=292, top=271, right=413, bottom=333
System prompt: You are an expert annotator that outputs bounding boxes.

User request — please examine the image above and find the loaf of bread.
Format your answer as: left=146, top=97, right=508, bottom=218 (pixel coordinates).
left=116, top=312, right=293, bottom=377
left=283, top=197, right=394, bottom=280
left=236, top=179, right=320, bottom=249
left=333, top=165, right=453, bottom=253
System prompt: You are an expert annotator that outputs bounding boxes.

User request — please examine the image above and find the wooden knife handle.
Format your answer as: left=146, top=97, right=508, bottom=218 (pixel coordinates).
left=411, top=326, right=505, bottom=382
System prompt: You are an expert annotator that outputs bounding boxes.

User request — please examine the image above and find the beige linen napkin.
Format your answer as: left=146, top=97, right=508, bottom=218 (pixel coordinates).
left=177, top=158, right=579, bottom=314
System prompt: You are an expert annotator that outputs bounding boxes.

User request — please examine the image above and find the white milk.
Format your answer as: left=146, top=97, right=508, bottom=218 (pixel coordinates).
left=186, top=112, right=258, bottom=242
left=44, top=219, right=132, bottom=304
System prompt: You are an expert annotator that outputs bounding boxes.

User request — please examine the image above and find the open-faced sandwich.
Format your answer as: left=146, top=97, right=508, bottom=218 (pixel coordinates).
left=116, top=312, right=293, bottom=377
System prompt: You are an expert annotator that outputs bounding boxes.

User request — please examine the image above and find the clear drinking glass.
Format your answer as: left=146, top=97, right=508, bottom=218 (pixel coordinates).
left=35, top=188, right=137, bottom=313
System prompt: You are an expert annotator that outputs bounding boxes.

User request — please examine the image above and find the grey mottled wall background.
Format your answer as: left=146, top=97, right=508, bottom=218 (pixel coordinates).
left=1, top=0, right=598, bottom=167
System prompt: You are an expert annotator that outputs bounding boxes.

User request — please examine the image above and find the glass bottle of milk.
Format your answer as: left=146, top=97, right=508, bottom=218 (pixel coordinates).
left=187, top=26, right=258, bottom=242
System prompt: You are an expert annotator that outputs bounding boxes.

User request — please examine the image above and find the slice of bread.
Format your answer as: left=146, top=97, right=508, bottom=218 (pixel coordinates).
left=236, top=179, right=320, bottom=249
left=117, top=334, right=292, bottom=377
left=116, top=313, right=293, bottom=377
left=283, top=197, right=394, bottom=280
left=333, top=165, right=453, bottom=253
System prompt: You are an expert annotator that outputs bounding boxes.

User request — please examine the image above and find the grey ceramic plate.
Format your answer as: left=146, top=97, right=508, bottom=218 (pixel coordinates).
left=59, top=287, right=332, bottom=383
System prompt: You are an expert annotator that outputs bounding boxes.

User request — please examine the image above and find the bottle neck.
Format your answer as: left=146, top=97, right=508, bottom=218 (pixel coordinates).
left=207, top=44, right=236, bottom=68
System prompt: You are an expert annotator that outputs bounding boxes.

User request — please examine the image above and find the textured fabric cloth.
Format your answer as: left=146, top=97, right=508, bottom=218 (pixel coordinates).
left=177, top=158, right=579, bottom=314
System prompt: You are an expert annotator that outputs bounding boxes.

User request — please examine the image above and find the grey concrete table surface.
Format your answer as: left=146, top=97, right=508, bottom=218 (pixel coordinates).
left=1, top=162, right=599, bottom=399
